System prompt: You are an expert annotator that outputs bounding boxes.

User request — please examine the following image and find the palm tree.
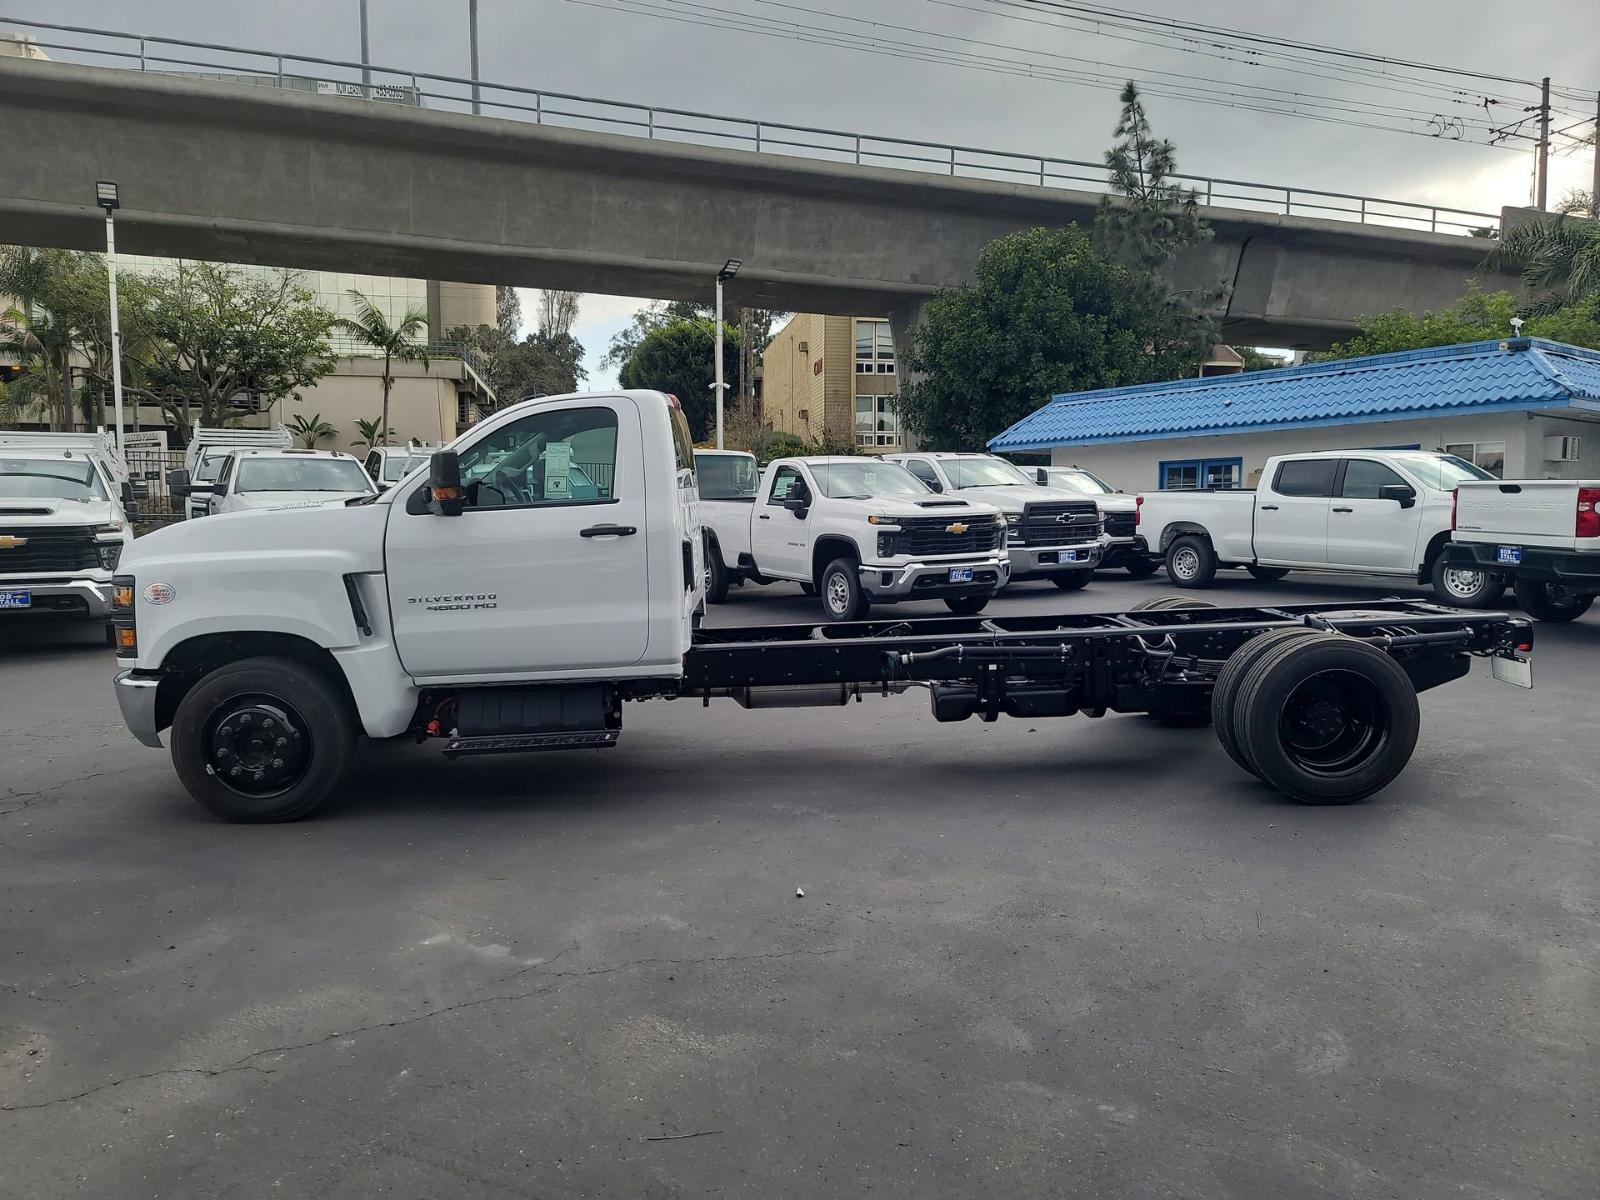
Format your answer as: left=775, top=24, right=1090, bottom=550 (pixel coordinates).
left=0, top=305, right=73, bottom=430
left=349, top=415, right=394, bottom=449
left=334, top=290, right=429, bottom=447
left=286, top=412, right=336, bottom=448
left=1489, top=211, right=1600, bottom=312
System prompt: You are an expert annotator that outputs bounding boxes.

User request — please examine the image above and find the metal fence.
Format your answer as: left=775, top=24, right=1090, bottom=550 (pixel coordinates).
left=124, top=446, right=185, bottom=525
left=1, top=16, right=1504, bottom=238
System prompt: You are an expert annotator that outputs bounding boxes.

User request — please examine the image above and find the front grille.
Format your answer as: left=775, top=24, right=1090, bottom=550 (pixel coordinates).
left=1105, top=511, right=1136, bottom=539
left=1018, top=501, right=1102, bottom=547
left=0, top=526, right=99, bottom=573
left=889, top=515, right=1002, bottom=556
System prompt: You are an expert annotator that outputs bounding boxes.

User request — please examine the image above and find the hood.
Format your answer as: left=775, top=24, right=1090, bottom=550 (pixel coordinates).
left=0, top=497, right=121, bottom=527
left=953, top=483, right=1083, bottom=513
left=1092, top=493, right=1137, bottom=514
left=827, top=494, right=1002, bottom=520
left=233, top=491, right=374, bottom=510
left=124, top=499, right=392, bottom=575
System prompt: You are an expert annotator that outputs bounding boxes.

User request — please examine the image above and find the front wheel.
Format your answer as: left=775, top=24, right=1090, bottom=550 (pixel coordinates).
left=1513, top=578, right=1595, bottom=622
left=819, top=557, right=870, bottom=622
left=1051, top=571, right=1091, bottom=591
left=1124, top=556, right=1159, bottom=578
left=1247, top=565, right=1290, bottom=583
left=170, top=656, right=356, bottom=822
left=703, top=534, right=730, bottom=604
left=944, top=595, right=990, bottom=615
left=1429, top=555, right=1505, bottom=608
left=1165, top=535, right=1217, bottom=588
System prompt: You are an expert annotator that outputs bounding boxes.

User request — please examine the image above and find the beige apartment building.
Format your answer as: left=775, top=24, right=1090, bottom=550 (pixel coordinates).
left=760, top=313, right=900, bottom=451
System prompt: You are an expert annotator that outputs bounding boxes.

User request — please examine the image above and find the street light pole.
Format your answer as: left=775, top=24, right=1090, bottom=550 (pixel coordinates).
left=713, top=259, right=741, bottom=449
left=96, top=181, right=126, bottom=452
left=469, top=0, right=481, bottom=115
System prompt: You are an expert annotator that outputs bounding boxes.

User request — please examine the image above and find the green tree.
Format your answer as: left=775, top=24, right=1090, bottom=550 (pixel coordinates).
left=1094, top=82, right=1212, bottom=272
left=335, top=289, right=430, bottom=446
left=1235, top=346, right=1289, bottom=371
left=0, top=248, right=108, bottom=430
left=1489, top=211, right=1600, bottom=312
left=445, top=324, right=587, bottom=406
left=896, top=225, right=1213, bottom=449
left=617, top=318, right=741, bottom=441
left=287, top=412, right=336, bottom=447
left=1312, top=282, right=1600, bottom=360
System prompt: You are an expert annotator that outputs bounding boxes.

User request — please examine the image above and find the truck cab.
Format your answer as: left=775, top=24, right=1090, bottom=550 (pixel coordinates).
left=364, top=444, right=438, bottom=493
left=203, top=448, right=378, bottom=515
left=171, top=425, right=293, bottom=519
left=885, top=452, right=1103, bottom=590
left=1027, top=465, right=1150, bottom=576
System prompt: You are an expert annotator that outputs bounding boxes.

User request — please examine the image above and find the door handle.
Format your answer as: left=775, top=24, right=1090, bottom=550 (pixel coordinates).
left=757, top=514, right=771, bottom=520
left=1332, top=506, right=1354, bottom=513
left=579, top=524, right=637, bottom=538
left=1260, top=504, right=1279, bottom=511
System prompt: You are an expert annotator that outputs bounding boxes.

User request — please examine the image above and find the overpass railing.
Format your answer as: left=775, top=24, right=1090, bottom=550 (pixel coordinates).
left=1, top=16, right=1503, bottom=238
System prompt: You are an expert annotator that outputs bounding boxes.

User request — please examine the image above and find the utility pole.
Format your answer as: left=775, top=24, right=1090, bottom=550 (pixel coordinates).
left=1536, top=76, right=1551, bottom=211
left=359, top=0, right=371, bottom=95
left=1592, top=91, right=1599, bottom=216
left=469, top=0, right=481, bottom=115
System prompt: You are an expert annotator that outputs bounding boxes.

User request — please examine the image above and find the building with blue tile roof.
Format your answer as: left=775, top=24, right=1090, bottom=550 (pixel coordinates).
left=987, top=338, right=1600, bottom=492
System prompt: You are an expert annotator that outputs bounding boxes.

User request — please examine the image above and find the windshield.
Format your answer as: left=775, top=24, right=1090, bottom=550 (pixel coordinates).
left=696, top=453, right=758, bottom=500
left=809, top=461, right=929, bottom=499
left=1390, top=453, right=1495, bottom=490
left=0, top=458, right=108, bottom=501
left=382, top=454, right=427, bottom=482
left=194, top=448, right=231, bottom=482
left=236, top=457, right=374, bottom=493
left=946, top=456, right=1035, bottom=488
left=1047, top=467, right=1116, bottom=494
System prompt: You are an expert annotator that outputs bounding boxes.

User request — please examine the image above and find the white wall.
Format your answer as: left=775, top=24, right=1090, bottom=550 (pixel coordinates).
left=1048, top=410, right=1600, bottom=491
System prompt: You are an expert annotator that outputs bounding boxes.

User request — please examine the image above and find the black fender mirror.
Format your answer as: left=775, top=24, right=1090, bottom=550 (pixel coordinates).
left=428, top=450, right=464, bottom=517
left=784, top=494, right=810, bottom=517
left=1379, top=483, right=1417, bottom=509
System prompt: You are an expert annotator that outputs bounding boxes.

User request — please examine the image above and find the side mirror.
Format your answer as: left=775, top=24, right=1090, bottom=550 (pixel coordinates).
left=427, top=450, right=464, bottom=517
left=1379, top=483, right=1417, bottom=509
left=376, top=482, right=391, bottom=494
left=168, top=468, right=191, bottom=497
left=784, top=494, right=809, bottom=516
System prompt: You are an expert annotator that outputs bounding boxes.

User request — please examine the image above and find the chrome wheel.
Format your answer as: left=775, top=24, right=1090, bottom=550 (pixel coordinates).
left=1441, top=566, right=1487, bottom=601
left=1171, top=546, right=1200, bottom=581
left=825, top=571, right=851, bottom=615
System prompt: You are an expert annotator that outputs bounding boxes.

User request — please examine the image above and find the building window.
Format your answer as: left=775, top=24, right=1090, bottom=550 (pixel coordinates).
left=855, top=319, right=895, bottom=374
left=1443, top=441, right=1505, bottom=478
left=1159, top=457, right=1242, bottom=490
left=854, top=394, right=898, bottom=447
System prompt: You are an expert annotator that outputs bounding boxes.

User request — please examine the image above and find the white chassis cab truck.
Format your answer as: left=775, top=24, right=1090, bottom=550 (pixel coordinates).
left=109, top=390, right=1536, bottom=822
left=695, top=454, right=1009, bottom=620
left=169, top=425, right=292, bottom=520
left=884, top=453, right=1104, bottom=590
left=1443, top=479, right=1600, bottom=622
left=1137, top=450, right=1504, bottom=605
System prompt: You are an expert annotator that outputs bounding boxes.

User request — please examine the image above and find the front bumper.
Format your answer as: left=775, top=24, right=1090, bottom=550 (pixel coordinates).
left=1443, top=541, right=1600, bottom=593
left=1007, top=540, right=1101, bottom=576
left=114, top=669, right=164, bottom=748
left=860, top=555, right=1010, bottom=600
left=0, top=576, right=115, bottom=620
left=1098, top=536, right=1148, bottom=567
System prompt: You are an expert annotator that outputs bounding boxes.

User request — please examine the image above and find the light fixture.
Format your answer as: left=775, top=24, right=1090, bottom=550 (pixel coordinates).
left=718, top=258, right=742, bottom=281
left=95, top=180, right=120, bottom=211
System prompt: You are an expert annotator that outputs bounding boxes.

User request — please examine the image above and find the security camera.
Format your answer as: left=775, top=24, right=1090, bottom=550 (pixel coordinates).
left=1510, top=316, right=1525, bottom=334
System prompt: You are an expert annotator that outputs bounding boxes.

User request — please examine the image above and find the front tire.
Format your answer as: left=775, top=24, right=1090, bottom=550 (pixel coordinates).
left=819, top=557, right=870, bottom=622
left=1429, top=554, right=1505, bottom=608
left=170, top=656, right=355, bottom=823
left=1513, top=578, right=1595, bottom=622
left=703, top=534, right=731, bottom=604
left=1051, top=571, right=1091, bottom=591
left=1165, top=535, right=1217, bottom=588
left=944, top=595, right=989, bottom=615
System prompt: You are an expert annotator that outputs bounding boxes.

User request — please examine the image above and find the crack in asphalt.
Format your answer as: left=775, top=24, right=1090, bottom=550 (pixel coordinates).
left=0, top=943, right=844, bottom=1112
left=2, top=770, right=118, bottom=817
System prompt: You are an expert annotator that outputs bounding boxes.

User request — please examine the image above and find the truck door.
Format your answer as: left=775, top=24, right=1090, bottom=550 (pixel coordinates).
left=1252, top=458, right=1334, bottom=565
left=750, top=464, right=812, bottom=579
left=1325, top=458, right=1422, bottom=572
left=384, top=396, right=650, bottom=679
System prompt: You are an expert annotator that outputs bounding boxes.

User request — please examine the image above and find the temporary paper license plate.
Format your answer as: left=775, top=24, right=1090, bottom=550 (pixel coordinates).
left=1496, top=546, right=1523, bottom=565
left=0, top=590, right=32, bottom=609
left=948, top=567, right=974, bottom=583
left=1491, top=655, right=1533, bottom=688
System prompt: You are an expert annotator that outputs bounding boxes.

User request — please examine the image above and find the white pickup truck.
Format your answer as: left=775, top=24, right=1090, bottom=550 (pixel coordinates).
left=170, top=425, right=292, bottom=520
left=107, top=389, right=1535, bottom=822
left=1024, top=465, right=1152, bottom=576
left=1137, top=450, right=1503, bottom=605
left=1442, top=480, right=1600, bottom=621
left=697, top=453, right=1008, bottom=619
left=0, top=431, right=136, bottom=632
left=193, top=448, right=379, bottom=515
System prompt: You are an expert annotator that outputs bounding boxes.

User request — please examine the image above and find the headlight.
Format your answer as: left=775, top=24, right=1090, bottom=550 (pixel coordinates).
left=1003, top=512, right=1022, bottom=526
left=93, top=520, right=126, bottom=535
left=877, top=533, right=896, bottom=557
left=97, top=542, right=123, bottom=570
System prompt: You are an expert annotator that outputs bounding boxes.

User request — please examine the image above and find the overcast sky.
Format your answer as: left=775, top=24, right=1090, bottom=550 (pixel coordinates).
left=11, top=0, right=1597, bottom=383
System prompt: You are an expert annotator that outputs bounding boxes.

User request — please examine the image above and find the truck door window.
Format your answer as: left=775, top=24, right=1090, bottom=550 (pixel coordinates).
left=1272, top=459, right=1337, bottom=497
left=456, top=407, right=619, bottom=510
left=904, top=459, right=943, bottom=492
left=365, top=452, right=380, bottom=481
left=1341, top=459, right=1407, bottom=499
left=768, top=466, right=804, bottom=505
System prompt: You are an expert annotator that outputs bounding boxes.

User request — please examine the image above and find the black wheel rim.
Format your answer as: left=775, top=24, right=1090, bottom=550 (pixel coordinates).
left=1278, top=669, right=1388, bottom=776
left=204, top=693, right=313, bottom=798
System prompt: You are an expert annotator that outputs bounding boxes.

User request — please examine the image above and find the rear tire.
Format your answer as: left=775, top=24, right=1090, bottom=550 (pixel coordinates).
left=1131, top=596, right=1218, bottom=612
left=703, top=535, right=730, bottom=604
left=170, top=656, right=355, bottom=823
left=1211, top=627, right=1327, bottom=774
left=1165, top=535, right=1217, bottom=588
left=1247, top=565, right=1290, bottom=583
left=1429, top=554, right=1505, bottom=608
left=1513, top=578, right=1595, bottom=622
left=944, top=595, right=989, bottom=615
left=819, top=557, right=870, bottom=622
left=1051, top=571, right=1091, bottom=591
left=1124, top=556, right=1159, bottom=578
left=1232, top=635, right=1420, bottom=805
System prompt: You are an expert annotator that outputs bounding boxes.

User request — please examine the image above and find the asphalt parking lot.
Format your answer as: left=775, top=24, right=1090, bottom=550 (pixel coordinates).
left=3, top=570, right=1596, bottom=1199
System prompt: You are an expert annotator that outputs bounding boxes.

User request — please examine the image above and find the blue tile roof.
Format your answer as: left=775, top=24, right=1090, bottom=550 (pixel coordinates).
left=987, top=338, right=1600, bottom=452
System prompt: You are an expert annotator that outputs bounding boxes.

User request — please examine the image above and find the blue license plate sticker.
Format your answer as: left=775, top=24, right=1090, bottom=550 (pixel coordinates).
left=1064, top=550, right=1078, bottom=562
left=0, top=590, right=31, bottom=609
left=948, top=567, right=974, bottom=583
left=1496, top=546, right=1522, bottom=565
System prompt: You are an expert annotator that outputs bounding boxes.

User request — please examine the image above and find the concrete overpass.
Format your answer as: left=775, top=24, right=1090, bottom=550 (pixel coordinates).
left=0, top=57, right=1519, bottom=350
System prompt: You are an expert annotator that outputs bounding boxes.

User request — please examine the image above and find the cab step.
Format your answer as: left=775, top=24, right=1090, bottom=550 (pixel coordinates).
left=442, top=729, right=620, bottom=757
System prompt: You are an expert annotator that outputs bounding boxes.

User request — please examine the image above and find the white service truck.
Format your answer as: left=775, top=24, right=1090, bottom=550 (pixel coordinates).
left=0, top=431, right=136, bottom=631
left=170, top=425, right=292, bottom=519
left=696, top=453, right=1009, bottom=619
left=1025, top=465, right=1152, bottom=576
left=884, top=453, right=1103, bottom=588
left=363, top=444, right=439, bottom=492
left=1442, top=479, right=1600, bottom=621
left=1137, top=450, right=1503, bottom=605
left=194, top=448, right=379, bottom=515
left=108, top=389, right=1535, bottom=823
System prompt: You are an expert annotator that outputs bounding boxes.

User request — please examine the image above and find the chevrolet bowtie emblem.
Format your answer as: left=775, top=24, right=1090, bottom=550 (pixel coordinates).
left=0, top=535, right=29, bottom=550
left=945, top=522, right=968, bottom=534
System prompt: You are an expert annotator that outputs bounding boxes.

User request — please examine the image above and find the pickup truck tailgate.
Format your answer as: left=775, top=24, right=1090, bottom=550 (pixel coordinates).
left=1454, top=480, right=1597, bottom=550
